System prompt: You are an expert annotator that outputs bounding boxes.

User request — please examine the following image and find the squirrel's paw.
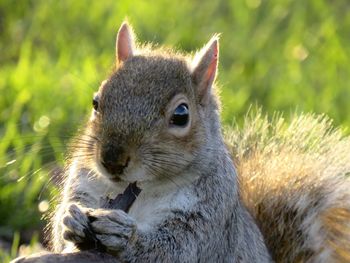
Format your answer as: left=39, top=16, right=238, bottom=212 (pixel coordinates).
left=88, top=209, right=137, bottom=251
left=62, top=203, right=90, bottom=244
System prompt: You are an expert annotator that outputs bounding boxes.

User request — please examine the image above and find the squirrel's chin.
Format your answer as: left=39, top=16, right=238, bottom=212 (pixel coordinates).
left=120, top=168, right=155, bottom=183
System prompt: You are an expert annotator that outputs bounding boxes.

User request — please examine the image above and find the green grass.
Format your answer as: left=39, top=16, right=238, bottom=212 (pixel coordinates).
left=1, top=0, right=350, bottom=259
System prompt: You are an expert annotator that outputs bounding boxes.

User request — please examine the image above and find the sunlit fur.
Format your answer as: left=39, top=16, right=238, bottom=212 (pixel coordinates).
left=226, top=111, right=350, bottom=262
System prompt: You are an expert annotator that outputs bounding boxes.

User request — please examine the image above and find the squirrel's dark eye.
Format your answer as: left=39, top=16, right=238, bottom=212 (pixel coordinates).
left=92, top=98, right=99, bottom=111
left=170, top=103, right=189, bottom=127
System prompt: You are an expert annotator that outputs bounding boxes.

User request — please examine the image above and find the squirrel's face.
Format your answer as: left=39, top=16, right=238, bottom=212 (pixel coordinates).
left=90, top=57, right=202, bottom=183
left=83, top=22, right=219, bottom=184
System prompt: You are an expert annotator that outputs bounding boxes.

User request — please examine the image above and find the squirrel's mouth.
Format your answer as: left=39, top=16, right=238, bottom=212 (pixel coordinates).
left=100, top=157, right=130, bottom=176
left=94, top=158, right=126, bottom=183
left=101, top=166, right=128, bottom=183
left=108, top=174, right=122, bottom=182
left=94, top=152, right=155, bottom=183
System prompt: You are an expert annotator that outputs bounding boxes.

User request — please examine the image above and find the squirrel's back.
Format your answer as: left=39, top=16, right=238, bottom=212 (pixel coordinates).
left=226, top=111, right=350, bottom=262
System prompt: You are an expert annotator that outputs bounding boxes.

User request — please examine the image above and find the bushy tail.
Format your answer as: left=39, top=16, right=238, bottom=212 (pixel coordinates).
left=225, top=111, right=350, bottom=263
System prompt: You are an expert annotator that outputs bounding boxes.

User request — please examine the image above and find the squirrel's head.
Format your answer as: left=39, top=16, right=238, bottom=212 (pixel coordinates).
left=86, top=22, right=221, bottom=183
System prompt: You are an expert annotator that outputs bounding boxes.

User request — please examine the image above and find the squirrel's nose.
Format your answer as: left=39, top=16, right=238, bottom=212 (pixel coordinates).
left=100, top=146, right=130, bottom=175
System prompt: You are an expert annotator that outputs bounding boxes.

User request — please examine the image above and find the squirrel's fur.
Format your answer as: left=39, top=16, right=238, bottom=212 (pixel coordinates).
left=47, top=22, right=350, bottom=263
left=226, top=112, right=350, bottom=262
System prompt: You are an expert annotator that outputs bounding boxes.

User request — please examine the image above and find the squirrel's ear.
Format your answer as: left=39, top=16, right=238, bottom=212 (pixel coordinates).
left=191, top=36, right=219, bottom=105
left=116, top=22, right=135, bottom=66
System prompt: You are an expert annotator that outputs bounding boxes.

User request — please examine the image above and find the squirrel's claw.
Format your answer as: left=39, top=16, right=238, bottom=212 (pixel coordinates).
left=62, top=203, right=90, bottom=244
left=88, top=209, right=137, bottom=251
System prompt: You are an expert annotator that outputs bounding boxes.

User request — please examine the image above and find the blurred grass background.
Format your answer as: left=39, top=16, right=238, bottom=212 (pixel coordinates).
left=1, top=0, right=350, bottom=260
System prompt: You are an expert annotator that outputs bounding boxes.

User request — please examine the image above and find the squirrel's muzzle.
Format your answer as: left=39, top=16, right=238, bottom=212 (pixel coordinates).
left=100, top=145, right=130, bottom=175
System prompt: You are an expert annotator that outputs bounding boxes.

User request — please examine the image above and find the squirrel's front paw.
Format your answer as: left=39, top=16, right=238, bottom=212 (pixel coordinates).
left=88, top=209, right=137, bottom=252
left=62, top=203, right=90, bottom=244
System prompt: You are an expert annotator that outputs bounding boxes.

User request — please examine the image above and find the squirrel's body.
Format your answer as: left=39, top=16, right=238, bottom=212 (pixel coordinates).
left=49, top=23, right=350, bottom=262
left=53, top=147, right=270, bottom=262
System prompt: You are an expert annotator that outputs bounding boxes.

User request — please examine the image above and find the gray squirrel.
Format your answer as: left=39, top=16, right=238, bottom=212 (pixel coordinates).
left=42, top=22, right=350, bottom=262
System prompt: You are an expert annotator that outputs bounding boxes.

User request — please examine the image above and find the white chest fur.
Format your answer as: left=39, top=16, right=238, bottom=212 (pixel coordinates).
left=128, top=181, right=197, bottom=232
left=69, top=162, right=199, bottom=232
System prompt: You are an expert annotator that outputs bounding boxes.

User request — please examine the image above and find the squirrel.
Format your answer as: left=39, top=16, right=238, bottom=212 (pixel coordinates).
left=46, top=22, right=350, bottom=263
